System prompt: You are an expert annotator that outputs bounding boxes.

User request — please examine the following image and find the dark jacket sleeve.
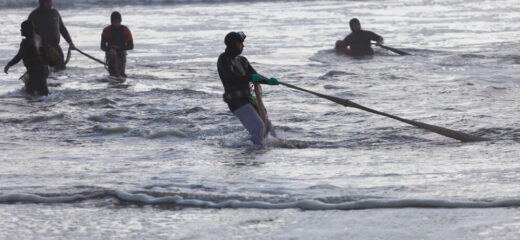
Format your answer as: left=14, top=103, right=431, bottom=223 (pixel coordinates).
left=369, top=31, right=383, bottom=42
left=244, top=58, right=257, bottom=75
left=244, top=58, right=271, bottom=82
left=217, top=55, right=254, bottom=85
left=58, top=11, right=73, bottom=43
left=7, top=41, right=24, bottom=67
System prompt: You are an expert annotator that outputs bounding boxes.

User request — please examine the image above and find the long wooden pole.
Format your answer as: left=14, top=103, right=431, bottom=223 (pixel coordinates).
left=378, top=44, right=411, bottom=55
left=278, top=81, right=486, bottom=142
left=75, top=48, right=107, bottom=66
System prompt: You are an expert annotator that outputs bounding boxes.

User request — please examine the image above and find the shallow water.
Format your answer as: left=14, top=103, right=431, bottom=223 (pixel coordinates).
left=1, top=0, right=520, bottom=239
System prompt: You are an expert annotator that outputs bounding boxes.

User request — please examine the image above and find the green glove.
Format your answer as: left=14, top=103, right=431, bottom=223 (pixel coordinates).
left=251, top=74, right=262, bottom=84
left=268, top=77, right=279, bottom=85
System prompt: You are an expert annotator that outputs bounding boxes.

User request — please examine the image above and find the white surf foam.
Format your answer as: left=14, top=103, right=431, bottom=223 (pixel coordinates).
left=2, top=191, right=520, bottom=211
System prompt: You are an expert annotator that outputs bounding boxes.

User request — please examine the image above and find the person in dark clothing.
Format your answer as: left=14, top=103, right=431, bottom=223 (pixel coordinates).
left=217, top=31, right=279, bottom=144
left=4, top=21, right=50, bottom=96
left=28, top=0, right=75, bottom=70
left=336, top=18, right=383, bottom=56
left=101, top=11, right=134, bottom=78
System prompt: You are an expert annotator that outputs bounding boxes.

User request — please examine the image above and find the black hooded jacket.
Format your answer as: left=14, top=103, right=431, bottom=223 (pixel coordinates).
left=217, top=47, right=257, bottom=112
left=28, top=6, right=72, bottom=46
left=343, top=30, right=383, bottom=56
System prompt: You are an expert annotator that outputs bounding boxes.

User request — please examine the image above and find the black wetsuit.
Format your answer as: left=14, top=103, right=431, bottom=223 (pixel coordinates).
left=6, top=34, right=50, bottom=96
left=28, top=6, right=72, bottom=70
left=217, top=48, right=257, bottom=112
left=343, top=30, right=383, bottom=56
left=101, top=25, right=133, bottom=77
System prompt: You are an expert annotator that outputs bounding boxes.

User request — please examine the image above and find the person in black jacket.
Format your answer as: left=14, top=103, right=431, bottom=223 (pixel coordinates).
left=4, top=21, right=50, bottom=96
left=101, top=11, right=134, bottom=78
left=336, top=18, right=383, bottom=56
left=217, top=31, right=279, bottom=144
left=28, top=0, right=75, bottom=70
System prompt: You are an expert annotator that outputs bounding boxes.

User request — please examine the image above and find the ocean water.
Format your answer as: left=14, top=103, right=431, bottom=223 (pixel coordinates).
left=1, top=0, right=520, bottom=239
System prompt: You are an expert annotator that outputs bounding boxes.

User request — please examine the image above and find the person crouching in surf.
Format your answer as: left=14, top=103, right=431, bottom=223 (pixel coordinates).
left=101, top=11, right=134, bottom=78
left=217, top=31, right=279, bottom=145
left=335, top=18, right=383, bottom=56
left=4, top=21, right=50, bottom=96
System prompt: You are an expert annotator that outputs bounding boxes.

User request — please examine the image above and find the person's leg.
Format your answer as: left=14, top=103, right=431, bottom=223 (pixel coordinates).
left=53, top=44, right=66, bottom=70
left=39, top=65, right=50, bottom=95
left=27, top=65, right=49, bottom=96
left=106, top=52, right=118, bottom=77
left=24, top=78, right=35, bottom=95
left=120, top=52, right=127, bottom=77
left=112, top=52, right=124, bottom=77
left=233, top=104, right=266, bottom=144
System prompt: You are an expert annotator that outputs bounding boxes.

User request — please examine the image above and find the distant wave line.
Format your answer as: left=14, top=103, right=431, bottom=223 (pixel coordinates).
left=1, top=191, right=519, bottom=210
left=0, top=0, right=275, bottom=8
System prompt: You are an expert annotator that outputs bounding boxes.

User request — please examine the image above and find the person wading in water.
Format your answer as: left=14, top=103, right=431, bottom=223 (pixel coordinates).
left=336, top=18, right=383, bottom=56
left=217, top=31, right=279, bottom=145
left=28, top=0, right=75, bottom=71
left=4, top=21, right=50, bottom=96
left=101, top=11, right=134, bottom=78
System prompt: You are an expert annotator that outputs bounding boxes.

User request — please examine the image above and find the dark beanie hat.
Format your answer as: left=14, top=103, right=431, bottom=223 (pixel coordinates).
left=38, top=0, right=45, bottom=5
left=224, top=31, right=246, bottom=46
left=111, top=11, right=122, bottom=22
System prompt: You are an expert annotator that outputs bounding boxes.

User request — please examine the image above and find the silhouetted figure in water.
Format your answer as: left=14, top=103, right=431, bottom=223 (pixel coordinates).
left=4, top=21, right=50, bottom=96
left=101, top=11, right=134, bottom=78
left=336, top=18, right=383, bottom=56
left=28, top=0, right=75, bottom=70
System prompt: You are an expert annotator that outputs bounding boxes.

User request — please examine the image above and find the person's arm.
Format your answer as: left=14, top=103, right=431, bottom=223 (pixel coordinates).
left=57, top=11, right=75, bottom=49
left=101, top=27, right=109, bottom=52
left=369, top=31, right=383, bottom=46
left=4, top=42, right=24, bottom=74
left=122, top=26, right=134, bottom=51
left=100, top=38, right=108, bottom=52
left=246, top=58, right=279, bottom=85
left=244, top=58, right=258, bottom=76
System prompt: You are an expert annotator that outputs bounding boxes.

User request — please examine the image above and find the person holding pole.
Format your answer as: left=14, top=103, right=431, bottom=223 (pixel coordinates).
left=28, top=0, right=75, bottom=70
left=217, top=31, right=279, bottom=145
left=100, top=11, right=133, bottom=78
left=336, top=18, right=383, bottom=56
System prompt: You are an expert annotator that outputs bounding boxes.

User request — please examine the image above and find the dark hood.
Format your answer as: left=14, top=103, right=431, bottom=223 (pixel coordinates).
left=349, top=18, right=361, bottom=32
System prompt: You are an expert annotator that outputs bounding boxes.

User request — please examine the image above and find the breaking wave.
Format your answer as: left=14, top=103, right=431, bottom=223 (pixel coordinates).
left=1, top=190, right=520, bottom=210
